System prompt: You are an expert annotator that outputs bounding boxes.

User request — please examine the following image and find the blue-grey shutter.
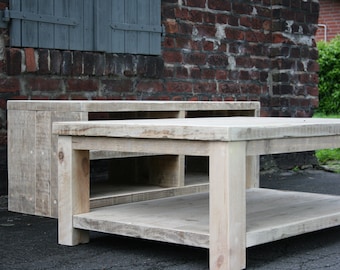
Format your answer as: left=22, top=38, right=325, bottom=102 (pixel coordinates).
left=95, top=0, right=162, bottom=55
left=9, top=0, right=92, bottom=51
left=7, top=0, right=162, bottom=55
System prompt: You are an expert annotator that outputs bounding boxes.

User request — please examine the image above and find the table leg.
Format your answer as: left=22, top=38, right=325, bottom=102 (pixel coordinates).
left=246, top=156, right=259, bottom=188
left=58, top=136, right=90, bottom=246
left=209, top=141, right=246, bottom=270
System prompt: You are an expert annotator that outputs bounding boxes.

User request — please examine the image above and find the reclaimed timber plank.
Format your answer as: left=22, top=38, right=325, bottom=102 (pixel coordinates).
left=209, top=141, right=246, bottom=270
left=35, top=111, right=52, bottom=216
left=8, top=110, right=36, bottom=215
left=52, top=117, right=340, bottom=141
left=58, top=136, right=90, bottom=246
left=73, top=189, right=340, bottom=249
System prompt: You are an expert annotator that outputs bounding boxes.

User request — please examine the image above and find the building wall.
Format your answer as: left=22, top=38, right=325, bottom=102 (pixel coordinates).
left=0, top=0, right=320, bottom=193
left=316, top=0, right=340, bottom=42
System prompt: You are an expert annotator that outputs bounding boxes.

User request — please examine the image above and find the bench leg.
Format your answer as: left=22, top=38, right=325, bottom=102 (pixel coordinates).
left=58, top=136, right=90, bottom=246
left=209, top=141, right=246, bottom=270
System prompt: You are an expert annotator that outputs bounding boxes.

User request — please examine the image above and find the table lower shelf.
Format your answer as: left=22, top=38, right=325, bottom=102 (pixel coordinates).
left=74, top=188, right=340, bottom=248
left=90, top=173, right=209, bottom=208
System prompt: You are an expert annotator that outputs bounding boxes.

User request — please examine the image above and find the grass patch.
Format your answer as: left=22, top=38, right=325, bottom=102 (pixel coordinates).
left=313, top=113, right=340, bottom=172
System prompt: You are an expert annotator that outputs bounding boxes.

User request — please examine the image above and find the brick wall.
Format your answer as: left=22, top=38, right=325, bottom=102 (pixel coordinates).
left=0, top=0, right=320, bottom=193
left=316, top=0, right=340, bottom=42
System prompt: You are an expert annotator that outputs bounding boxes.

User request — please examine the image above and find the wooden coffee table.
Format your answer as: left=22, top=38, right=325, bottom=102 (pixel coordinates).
left=53, top=117, right=340, bottom=270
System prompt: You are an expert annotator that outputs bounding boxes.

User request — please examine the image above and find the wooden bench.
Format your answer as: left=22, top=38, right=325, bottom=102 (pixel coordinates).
left=53, top=116, right=340, bottom=270
left=7, top=100, right=260, bottom=218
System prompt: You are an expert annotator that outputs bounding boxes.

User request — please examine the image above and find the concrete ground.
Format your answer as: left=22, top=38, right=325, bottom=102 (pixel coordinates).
left=1, top=169, right=340, bottom=270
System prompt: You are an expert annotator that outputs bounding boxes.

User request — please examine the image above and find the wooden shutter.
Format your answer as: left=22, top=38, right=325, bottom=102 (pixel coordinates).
left=9, top=0, right=94, bottom=51
left=7, top=0, right=162, bottom=55
left=95, top=0, right=162, bottom=55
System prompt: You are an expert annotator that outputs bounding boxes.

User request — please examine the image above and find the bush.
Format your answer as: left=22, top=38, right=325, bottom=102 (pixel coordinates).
left=317, top=36, right=340, bottom=114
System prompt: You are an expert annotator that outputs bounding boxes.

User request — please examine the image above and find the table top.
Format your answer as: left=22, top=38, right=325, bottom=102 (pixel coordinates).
left=7, top=100, right=260, bottom=112
left=53, top=117, right=340, bottom=141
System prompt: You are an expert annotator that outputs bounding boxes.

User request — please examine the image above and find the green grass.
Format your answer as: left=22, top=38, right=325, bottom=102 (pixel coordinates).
left=313, top=113, right=340, bottom=172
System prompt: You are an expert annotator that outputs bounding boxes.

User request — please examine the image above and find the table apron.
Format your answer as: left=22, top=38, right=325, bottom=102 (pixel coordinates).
left=247, top=135, right=340, bottom=156
left=71, top=135, right=340, bottom=157
left=71, top=136, right=211, bottom=156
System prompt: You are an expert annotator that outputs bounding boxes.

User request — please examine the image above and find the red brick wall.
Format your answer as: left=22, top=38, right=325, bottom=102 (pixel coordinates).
left=0, top=0, right=320, bottom=192
left=316, top=0, right=340, bottom=42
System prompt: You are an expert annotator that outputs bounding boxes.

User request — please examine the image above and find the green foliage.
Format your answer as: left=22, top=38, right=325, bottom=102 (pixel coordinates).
left=313, top=114, right=340, bottom=171
left=316, top=148, right=340, bottom=164
left=317, top=36, right=340, bottom=114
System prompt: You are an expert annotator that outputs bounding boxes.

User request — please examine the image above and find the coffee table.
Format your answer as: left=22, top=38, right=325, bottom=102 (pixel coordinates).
left=53, top=117, right=340, bottom=270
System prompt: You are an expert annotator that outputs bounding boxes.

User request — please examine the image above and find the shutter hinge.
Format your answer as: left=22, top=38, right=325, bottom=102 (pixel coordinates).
left=0, top=7, right=78, bottom=28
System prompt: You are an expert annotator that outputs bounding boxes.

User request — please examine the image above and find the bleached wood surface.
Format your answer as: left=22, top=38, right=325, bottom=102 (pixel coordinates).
left=8, top=101, right=260, bottom=218
left=53, top=117, right=340, bottom=141
left=74, top=189, right=340, bottom=248
left=8, top=100, right=260, bottom=113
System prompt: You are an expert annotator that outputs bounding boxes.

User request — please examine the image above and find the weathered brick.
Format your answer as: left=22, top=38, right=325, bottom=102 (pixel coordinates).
left=25, top=48, right=37, bottom=73
left=163, top=66, right=175, bottom=78
left=187, top=0, right=205, bottom=8
left=306, top=85, right=318, bottom=97
left=201, top=68, right=215, bottom=79
left=215, top=69, right=227, bottom=80
left=0, top=77, right=20, bottom=93
left=193, top=82, right=217, bottom=93
left=190, top=67, right=201, bottom=79
left=174, top=7, right=188, bottom=20
left=83, top=52, right=94, bottom=75
left=26, top=77, right=62, bottom=91
left=203, top=40, right=214, bottom=51
left=307, top=61, right=319, bottom=72
left=233, top=2, right=252, bottom=15
left=101, top=79, right=133, bottom=93
left=67, top=78, right=99, bottom=92
left=165, top=19, right=179, bottom=34
left=228, top=15, right=239, bottom=27
left=176, top=66, right=188, bottom=78
left=6, top=48, right=22, bottom=75
left=225, top=28, right=244, bottom=40
left=208, top=0, right=231, bottom=11
left=38, top=49, right=49, bottom=74
left=188, top=10, right=203, bottom=23
left=61, top=51, right=72, bottom=76
left=50, top=50, right=62, bottom=75
left=203, top=12, right=216, bottom=24
left=94, top=53, right=105, bottom=76
left=207, top=54, right=228, bottom=67
left=176, top=37, right=193, bottom=50
left=105, top=53, right=115, bottom=75
left=184, top=53, right=206, bottom=65
left=178, top=22, right=193, bottom=35
left=163, top=51, right=183, bottom=63
left=72, top=51, right=83, bottom=76
left=163, top=37, right=175, bottom=48
left=165, top=81, right=192, bottom=92
left=216, top=14, right=228, bottom=24
left=219, top=82, right=241, bottom=94
left=136, top=80, right=164, bottom=92
left=145, top=57, right=164, bottom=79
left=196, top=24, right=216, bottom=38
left=240, top=16, right=252, bottom=28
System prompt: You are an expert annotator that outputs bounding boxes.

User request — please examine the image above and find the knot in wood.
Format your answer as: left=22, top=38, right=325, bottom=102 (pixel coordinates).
left=58, top=151, right=64, bottom=161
